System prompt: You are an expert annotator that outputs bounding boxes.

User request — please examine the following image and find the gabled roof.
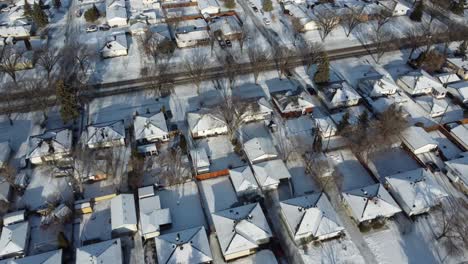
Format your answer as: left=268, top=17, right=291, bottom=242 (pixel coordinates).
left=398, top=70, right=443, bottom=92
left=76, top=239, right=122, bottom=264
left=229, top=166, right=259, bottom=194
left=154, top=226, right=212, bottom=264
left=445, top=156, right=468, bottom=183
left=134, top=112, right=168, bottom=141
left=209, top=16, right=241, bottom=36
left=101, top=34, right=127, bottom=53
left=358, top=75, right=398, bottom=98
left=400, top=126, right=437, bottom=153
left=280, top=193, right=343, bottom=239
left=212, top=203, right=272, bottom=256
left=342, top=184, right=401, bottom=222
left=434, top=72, right=461, bottom=85
left=0, top=221, right=29, bottom=258
left=0, top=249, right=63, bottom=264
left=111, top=194, right=137, bottom=231
left=243, top=137, right=277, bottom=163
left=28, top=128, right=72, bottom=159
left=451, top=123, right=468, bottom=146
left=251, top=159, right=291, bottom=188
left=447, top=81, right=468, bottom=101
left=272, top=91, right=315, bottom=113
left=190, top=147, right=210, bottom=169
left=187, top=111, right=226, bottom=134
left=87, top=120, right=125, bottom=145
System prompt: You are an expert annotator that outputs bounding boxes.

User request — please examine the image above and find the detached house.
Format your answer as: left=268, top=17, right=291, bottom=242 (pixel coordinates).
left=76, top=239, right=122, bottom=264
left=397, top=70, right=447, bottom=98
left=187, top=110, right=227, bottom=138
left=212, top=203, right=272, bottom=261
left=198, top=0, right=220, bottom=16
left=243, top=137, right=278, bottom=164
left=229, top=166, right=259, bottom=198
left=272, top=90, right=316, bottom=117
left=446, top=57, right=468, bottom=80
left=27, top=128, right=72, bottom=165
left=87, top=120, right=126, bottom=149
left=101, top=33, right=128, bottom=58
left=447, top=81, right=468, bottom=105
left=400, top=126, right=438, bottom=155
left=138, top=188, right=172, bottom=239
left=106, top=0, right=128, bottom=27
left=0, top=221, right=29, bottom=260
left=241, top=97, right=273, bottom=122
left=209, top=16, right=242, bottom=40
left=251, top=159, right=291, bottom=191
left=284, top=3, right=317, bottom=31
left=377, top=0, right=410, bottom=16
left=445, top=156, right=468, bottom=194
left=134, top=112, right=169, bottom=143
left=357, top=75, right=398, bottom=98
left=320, top=82, right=361, bottom=110
left=111, top=194, right=138, bottom=236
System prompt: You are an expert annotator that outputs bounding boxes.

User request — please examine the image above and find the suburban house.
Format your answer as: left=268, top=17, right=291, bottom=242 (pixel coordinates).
left=272, top=90, right=316, bottom=117
left=446, top=81, right=468, bottom=105
left=449, top=123, right=468, bottom=150
left=87, top=120, right=126, bottom=149
left=76, top=239, right=123, bottom=264
left=400, top=126, right=438, bottom=155
left=0, top=141, right=11, bottom=169
left=229, top=166, right=259, bottom=198
left=397, top=70, right=447, bottom=98
left=241, top=97, right=273, bottom=122
left=342, top=183, right=401, bottom=224
left=0, top=249, right=62, bottom=263
left=446, top=57, right=468, bottom=80
left=284, top=3, right=317, bottom=31
left=280, top=193, right=344, bottom=244
left=134, top=112, right=169, bottom=143
left=154, top=226, right=212, bottom=264
left=313, top=115, right=337, bottom=138
left=190, top=147, right=210, bottom=174
left=209, top=16, right=242, bottom=40
left=320, top=82, right=362, bottom=110
left=444, top=155, right=468, bottom=194
left=138, top=186, right=172, bottom=239
left=357, top=75, right=398, bottom=98
left=434, top=72, right=461, bottom=86
left=211, top=203, right=272, bottom=261
left=413, top=96, right=462, bottom=118
left=101, top=33, right=128, bottom=58
left=111, top=194, right=138, bottom=236
left=243, top=137, right=278, bottom=164
left=174, top=19, right=210, bottom=48
left=27, top=128, right=72, bottom=165
left=106, top=0, right=128, bottom=27
left=0, top=221, right=29, bottom=259
left=198, top=0, right=220, bottom=16
left=251, top=159, right=292, bottom=190
left=377, top=0, right=410, bottom=16
left=385, top=168, right=448, bottom=216
left=187, top=110, right=227, bottom=138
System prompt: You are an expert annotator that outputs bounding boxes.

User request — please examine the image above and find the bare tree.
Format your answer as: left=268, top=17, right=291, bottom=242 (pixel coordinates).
left=298, top=41, right=323, bottom=72
left=238, top=24, right=251, bottom=53
left=247, top=42, right=269, bottom=84
left=157, top=147, right=191, bottom=185
left=144, top=58, right=174, bottom=97
left=358, top=25, right=398, bottom=63
left=60, top=43, right=93, bottom=85
left=404, top=26, right=422, bottom=60
left=374, top=9, right=393, bottom=33
left=340, top=6, right=364, bottom=37
left=22, top=78, right=53, bottom=121
left=0, top=46, right=25, bottom=84
left=36, top=47, right=62, bottom=82
left=291, top=17, right=303, bottom=41
left=1, top=165, right=17, bottom=188
left=272, top=46, right=295, bottom=79
left=128, top=150, right=145, bottom=191
left=184, top=49, right=208, bottom=94
left=217, top=52, right=240, bottom=90
left=434, top=199, right=468, bottom=257
left=313, top=7, right=340, bottom=40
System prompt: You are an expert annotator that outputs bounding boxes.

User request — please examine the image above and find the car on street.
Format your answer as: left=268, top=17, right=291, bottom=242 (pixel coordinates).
left=86, top=25, right=98, bottom=32
left=225, top=39, right=232, bottom=47
left=99, top=24, right=111, bottom=31
left=263, top=17, right=271, bottom=25
left=253, top=6, right=259, bottom=12
left=218, top=40, right=226, bottom=48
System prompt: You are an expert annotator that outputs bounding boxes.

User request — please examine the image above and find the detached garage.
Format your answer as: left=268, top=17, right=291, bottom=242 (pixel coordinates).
left=400, top=126, right=438, bottom=155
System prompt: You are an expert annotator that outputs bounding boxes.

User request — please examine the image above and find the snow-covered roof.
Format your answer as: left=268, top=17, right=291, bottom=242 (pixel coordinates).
left=106, top=0, right=127, bottom=21
left=447, top=57, right=468, bottom=71
left=138, top=185, right=155, bottom=199
left=385, top=168, right=447, bottom=215
left=243, top=137, right=278, bottom=164
left=447, top=81, right=468, bottom=102
left=28, top=128, right=72, bottom=160
left=251, top=159, right=291, bottom=188
left=400, top=126, right=437, bottom=154
left=342, top=183, right=401, bottom=223
left=0, top=249, right=62, bottom=264
left=229, top=166, right=259, bottom=194
left=87, top=120, right=125, bottom=146
left=313, top=115, right=337, bottom=137
left=139, top=195, right=172, bottom=236
left=0, top=181, right=10, bottom=202
left=272, top=90, right=316, bottom=113
left=434, top=72, right=461, bottom=85
left=210, top=16, right=241, bottom=36
left=0, top=141, right=11, bottom=167
left=198, top=0, right=220, bottom=11
left=176, top=29, right=210, bottom=42
left=187, top=111, right=226, bottom=134
left=358, top=75, right=398, bottom=98
left=323, top=82, right=361, bottom=107
left=111, top=194, right=137, bottom=231
left=413, top=96, right=461, bottom=117
left=76, top=239, right=122, bottom=264
left=451, top=123, right=468, bottom=147
left=190, top=147, right=210, bottom=170
left=0, top=221, right=29, bottom=259
left=3, top=211, right=25, bottom=226
left=154, top=226, right=212, bottom=264
left=101, top=33, right=127, bottom=53
left=212, top=203, right=272, bottom=257
left=397, top=70, right=444, bottom=93
left=445, top=156, right=468, bottom=184
left=280, top=193, right=344, bottom=239
left=0, top=25, right=31, bottom=38
left=134, top=112, right=168, bottom=141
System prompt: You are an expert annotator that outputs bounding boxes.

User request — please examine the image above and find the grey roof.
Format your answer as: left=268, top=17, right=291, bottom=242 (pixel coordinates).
left=187, top=110, right=226, bottom=134
left=251, top=159, right=292, bottom=188
left=111, top=194, right=137, bottom=231
left=243, top=137, right=277, bottom=164
left=0, top=221, right=29, bottom=258
left=229, top=166, right=259, bottom=194
left=76, top=239, right=122, bottom=264
left=134, top=112, right=168, bottom=141
left=27, top=128, right=72, bottom=159
left=87, top=120, right=125, bottom=146
left=0, top=249, right=62, bottom=264
left=139, top=195, right=172, bottom=236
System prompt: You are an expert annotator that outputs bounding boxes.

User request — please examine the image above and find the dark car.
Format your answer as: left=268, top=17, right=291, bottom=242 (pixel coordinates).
left=225, top=39, right=232, bottom=47
left=252, top=6, right=259, bottom=12
left=218, top=40, right=226, bottom=48
left=99, top=24, right=111, bottom=31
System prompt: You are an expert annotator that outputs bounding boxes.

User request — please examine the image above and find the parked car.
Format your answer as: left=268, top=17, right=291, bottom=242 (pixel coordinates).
left=252, top=6, right=259, bottom=12
left=225, top=39, right=232, bottom=47
left=75, top=9, right=82, bottom=17
left=99, top=24, right=111, bottom=31
left=218, top=40, right=226, bottom=48
left=263, top=17, right=271, bottom=25
left=86, top=25, right=98, bottom=32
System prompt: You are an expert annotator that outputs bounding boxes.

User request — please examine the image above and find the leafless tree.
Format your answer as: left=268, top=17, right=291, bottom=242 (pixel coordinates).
left=144, top=58, right=174, bottom=97
left=239, top=24, right=251, bottom=53
left=291, top=17, right=303, bottom=39
left=272, top=46, right=295, bottom=79
left=36, top=47, right=62, bottom=82
left=434, top=199, right=468, bottom=257
left=128, top=150, right=145, bottom=191
left=298, top=41, right=323, bottom=72
left=313, top=7, right=340, bottom=40
left=1, top=165, right=17, bottom=188
left=217, top=52, right=240, bottom=90
left=340, top=6, right=364, bottom=37
left=184, top=48, right=208, bottom=94
left=157, top=147, right=191, bottom=185
left=247, top=42, right=269, bottom=84
left=374, top=9, right=393, bottom=33
left=22, top=78, right=53, bottom=121
left=404, top=26, right=422, bottom=60
left=60, top=43, right=93, bottom=85
left=0, top=46, right=25, bottom=84
left=357, top=24, right=398, bottom=63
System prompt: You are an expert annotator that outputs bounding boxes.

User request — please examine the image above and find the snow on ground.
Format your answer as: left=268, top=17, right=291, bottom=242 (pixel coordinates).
left=198, top=176, right=238, bottom=214
left=300, top=236, right=366, bottom=264
left=286, top=155, right=318, bottom=197
left=74, top=199, right=112, bottom=246
left=428, top=130, right=463, bottom=160
left=29, top=215, right=73, bottom=255
left=327, top=149, right=375, bottom=191
left=195, top=135, right=246, bottom=172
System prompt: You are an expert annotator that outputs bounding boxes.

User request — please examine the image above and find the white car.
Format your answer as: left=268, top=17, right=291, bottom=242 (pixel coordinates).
left=86, top=25, right=98, bottom=33
left=263, top=17, right=271, bottom=25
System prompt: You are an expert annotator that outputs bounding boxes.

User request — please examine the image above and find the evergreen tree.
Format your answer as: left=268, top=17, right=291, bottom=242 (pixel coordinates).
left=409, top=1, right=424, bottom=22
left=32, top=2, right=48, bottom=28
left=337, top=112, right=350, bottom=133
left=84, top=4, right=100, bottom=22
left=24, top=0, right=32, bottom=18
left=314, top=52, right=330, bottom=84
left=263, top=0, right=273, bottom=12
left=224, top=0, right=236, bottom=9
left=451, top=0, right=464, bottom=15
left=53, top=0, right=61, bottom=9
left=56, top=80, right=80, bottom=123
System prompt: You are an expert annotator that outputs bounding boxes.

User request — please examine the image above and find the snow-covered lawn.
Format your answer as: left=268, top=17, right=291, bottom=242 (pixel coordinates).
left=300, top=236, right=366, bottom=264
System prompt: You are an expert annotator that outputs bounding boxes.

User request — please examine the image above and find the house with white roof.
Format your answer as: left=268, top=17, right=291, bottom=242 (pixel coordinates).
left=446, top=57, right=468, bottom=80
left=106, top=0, right=128, bottom=27
left=400, top=126, right=438, bottom=155
left=243, top=137, right=278, bottom=164
left=174, top=19, right=210, bottom=48
left=111, top=194, right=138, bottom=236
left=284, top=3, right=317, bottom=31
left=87, top=120, right=126, bottom=149
left=320, top=82, right=362, bottom=110
left=449, top=123, right=468, bottom=150
left=434, top=72, right=461, bottom=85
left=198, top=0, right=220, bottom=16
left=154, top=226, right=212, bottom=264
left=385, top=168, right=447, bottom=216
left=357, top=75, right=398, bottom=98
left=280, top=193, right=344, bottom=244
left=229, top=166, right=259, bottom=197
left=3, top=211, right=26, bottom=227
left=413, top=96, right=462, bottom=118
left=138, top=187, right=172, bottom=239
left=0, top=24, right=31, bottom=38
left=445, top=156, right=468, bottom=194
left=134, top=112, right=169, bottom=143
left=212, top=203, right=272, bottom=261
left=0, top=249, right=62, bottom=264
left=397, top=70, right=447, bottom=98
left=209, top=16, right=242, bottom=40
left=190, top=147, right=210, bottom=174
left=342, top=183, right=401, bottom=224
left=0, top=141, right=11, bottom=169
left=447, top=81, right=468, bottom=105
left=76, top=239, right=122, bottom=264
left=272, top=90, right=316, bottom=117
left=187, top=110, right=227, bottom=138
left=241, top=97, right=273, bottom=122
left=101, top=33, right=128, bottom=58
left=251, top=159, right=292, bottom=190
left=313, top=115, right=337, bottom=138
left=27, top=128, right=72, bottom=165
left=0, top=221, right=29, bottom=259
left=377, top=0, right=410, bottom=16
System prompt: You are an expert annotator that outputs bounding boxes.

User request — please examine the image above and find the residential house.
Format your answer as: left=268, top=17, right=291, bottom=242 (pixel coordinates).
left=212, top=203, right=272, bottom=261
left=3, top=211, right=26, bottom=226
left=0, top=181, right=11, bottom=204
left=138, top=187, right=172, bottom=239
left=385, top=168, right=447, bottom=216
left=313, top=115, right=337, bottom=138
left=187, top=110, right=227, bottom=138
left=446, top=81, right=468, bottom=105
left=129, top=21, right=149, bottom=35
left=280, top=193, right=344, bottom=244
left=209, top=16, right=242, bottom=40
left=101, top=33, right=128, bottom=58
left=320, top=82, right=362, bottom=110
left=445, top=156, right=468, bottom=194
left=198, top=0, right=220, bottom=16
left=272, top=90, right=316, bottom=117
left=400, top=126, right=438, bottom=155
left=284, top=3, right=317, bottom=31
left=0, top=141, right=11, bottom=169
left=76, top=239, right=122, bottom=264
left=190, top=147, right=210, bottom=174
left=413, top=96, right=462, bottom=118
left=229, top=166, right=259, bottom=197
left=243, top=137, right=278, bottom=164
left=0, top=249, right=62, bottom=263
left=449, top=123, right=468, bottom=150
left=87, top=120, right=126, bottom=149
left=134, top=112, right=169, bottom=143
left=0, top=221, right=29, bottom=259
left=174, top=19, right=210, bottom=48
left=27, top=128, right=72, bottom=165
left=446, top=57, right=468, bottom=80
left=342, top=183, right=401, bottom=224
left=106, top=0, right=128, bottom=27
left=111, top=194, right=138, bottom=236
left=377, top=0, right=410, bottom=16
left=357, top=75, right=398, bottom=98
left=397, top=70, right=447, bottom=98
left=241, top=97, right=273, bottom=122
left=251, top=159, right=291, bottom=190
left=434, top=72, right=461, bottom=86
left=154, top=226, right=212, bottom=264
